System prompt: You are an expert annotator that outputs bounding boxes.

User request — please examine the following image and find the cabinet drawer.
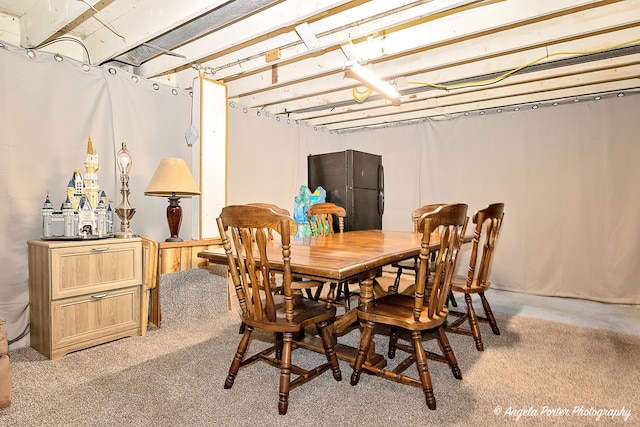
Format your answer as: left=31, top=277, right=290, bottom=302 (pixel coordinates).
left=51, top=241, right=142, bottom=299
left=51, top=286, right=141, bottom=353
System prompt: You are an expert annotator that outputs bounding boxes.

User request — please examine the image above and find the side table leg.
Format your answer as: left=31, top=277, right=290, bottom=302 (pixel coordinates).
left=149, top=285, right=161, bottom=327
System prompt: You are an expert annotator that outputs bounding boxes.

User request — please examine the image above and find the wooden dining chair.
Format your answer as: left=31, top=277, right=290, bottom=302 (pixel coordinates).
left=445, top=202, right=505, bottom=351
left=241, top=203, right=324, bottom=335
left=306, top=202, right=357, bottom=310
left=350, top=203, right=468, bottom=410
left=247, top=203, right=325, bottom=299
left=388, top=203, right=445, bottom=294
left=217, top=205, right=342, bottom=415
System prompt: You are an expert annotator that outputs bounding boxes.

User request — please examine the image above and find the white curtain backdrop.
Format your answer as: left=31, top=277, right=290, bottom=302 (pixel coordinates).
left=2, top=43, right=639, bottom=350
left=0, top=45, right=192, bottom=349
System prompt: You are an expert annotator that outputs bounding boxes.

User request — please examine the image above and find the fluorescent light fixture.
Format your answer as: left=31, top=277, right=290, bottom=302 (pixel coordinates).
left=344, top=61, right=401, bottom=105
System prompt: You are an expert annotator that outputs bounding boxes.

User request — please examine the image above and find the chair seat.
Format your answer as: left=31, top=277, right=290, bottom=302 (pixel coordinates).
left=241, top=294, right=337, bottom=333
left=450, top=276, right=491, bottom=293
left=358, top=293, right=448, bottom=331
left=290, top=278, right=325, bottom=290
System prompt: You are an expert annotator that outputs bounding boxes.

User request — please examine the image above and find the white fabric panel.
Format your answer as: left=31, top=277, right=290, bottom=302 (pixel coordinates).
left=412, top=98, right=640, bottom=304
left=0, top=46, right=192, bottom=348
left=0, top=46, right=115, bottom=349
left=226, top=105, right=312, bottom=214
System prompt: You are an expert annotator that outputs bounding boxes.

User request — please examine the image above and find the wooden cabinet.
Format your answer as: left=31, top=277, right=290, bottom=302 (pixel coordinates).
left=27, top=238, right=143, bottom=359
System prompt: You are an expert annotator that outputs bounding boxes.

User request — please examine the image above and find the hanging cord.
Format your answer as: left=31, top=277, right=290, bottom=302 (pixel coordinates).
left=5, top=303, right=30, bottom=345
left=33, top=37, right=92, bottom=65
left=352, top=86, right=372, bottom=103
left=79, top=0, right=126, bottom=42
left=8, top=324, right=30, bottom=345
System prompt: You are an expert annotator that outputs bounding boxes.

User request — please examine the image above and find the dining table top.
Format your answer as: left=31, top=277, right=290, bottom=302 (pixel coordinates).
left=198, top=229, right=428, bottom=283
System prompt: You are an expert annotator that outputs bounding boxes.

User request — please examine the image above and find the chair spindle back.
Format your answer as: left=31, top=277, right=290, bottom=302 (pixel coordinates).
left=217, top=205, right=295, bottom=323
left=307, top=202, right=346, bottom=235
left=415, top=203, right=468, bottom=320
left=464, top=202, right=504, bottom=288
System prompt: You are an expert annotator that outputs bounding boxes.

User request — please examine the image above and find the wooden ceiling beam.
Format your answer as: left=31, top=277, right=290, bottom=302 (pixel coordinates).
left=19, top=0, right=98, bottom=48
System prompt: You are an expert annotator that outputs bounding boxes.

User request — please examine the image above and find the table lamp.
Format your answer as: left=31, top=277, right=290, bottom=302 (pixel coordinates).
left=144, top=158, right=200, bottom=242
left=115, top=142, right=136, bottom=238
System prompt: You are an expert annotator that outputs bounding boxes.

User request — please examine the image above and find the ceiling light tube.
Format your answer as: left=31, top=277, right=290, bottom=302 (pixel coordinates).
left=344, top=61, right=401, bottom=105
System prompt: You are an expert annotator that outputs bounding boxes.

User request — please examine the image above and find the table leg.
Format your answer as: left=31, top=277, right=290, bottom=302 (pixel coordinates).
left=359, top=276, right=375, bottom=305
left=149, top=286, right=161, bottom=327
left=295, top=273, right=386, bottom=368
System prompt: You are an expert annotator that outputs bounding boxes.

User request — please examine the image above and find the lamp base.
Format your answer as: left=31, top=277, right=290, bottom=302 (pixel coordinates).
left=166, top=196, right=184, bottom=242
left=115, top=231, right=137, bottom=239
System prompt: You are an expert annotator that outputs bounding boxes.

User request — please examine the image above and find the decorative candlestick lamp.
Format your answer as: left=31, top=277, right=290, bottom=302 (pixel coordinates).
left=144, top=158, right=200, bottom=242
left=114, top=142, right=136, bottom=238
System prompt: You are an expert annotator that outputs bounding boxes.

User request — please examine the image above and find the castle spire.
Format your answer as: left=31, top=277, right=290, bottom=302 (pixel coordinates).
left=87, top=135, right=95, bottom=155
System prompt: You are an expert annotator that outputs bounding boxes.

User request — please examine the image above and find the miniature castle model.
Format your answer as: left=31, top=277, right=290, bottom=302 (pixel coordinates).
left=41, top=136, right=114, bottom=238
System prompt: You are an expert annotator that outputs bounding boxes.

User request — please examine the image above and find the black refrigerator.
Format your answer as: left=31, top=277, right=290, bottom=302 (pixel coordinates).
left=308, top=149, right=384, bottom=231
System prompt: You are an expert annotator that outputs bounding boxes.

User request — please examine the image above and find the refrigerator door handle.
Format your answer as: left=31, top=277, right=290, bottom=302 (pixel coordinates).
left=378, top=164, right=385, bottom=216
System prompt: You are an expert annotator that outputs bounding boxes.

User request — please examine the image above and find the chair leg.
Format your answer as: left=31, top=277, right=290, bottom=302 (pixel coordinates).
left=479, top=292, right=500, bottom=335
left=388, top=326, right=398, bottom=359
left=389, top=266, right=402, bottom=294
left=448, top=291, right=458, bottom=307
left=411, top=330, right=436, bottom=410
left=342, top=283, right=351, bottom=310
left=275, top=332, right=283, bottom=360
left=350, top=321, right=375, bottom=386
left=305, top=288, right=315, bottom=300
left=317, top=320, right=342, bottom=381
left=278, top=333, right=293, bottom=415
left=225, top=325, right=253, bottom=389
left=324, top=283, right=337, bottom=306
left=436, top=327, right=462, bottom=379
left=464, top=293, right=484, bottom=351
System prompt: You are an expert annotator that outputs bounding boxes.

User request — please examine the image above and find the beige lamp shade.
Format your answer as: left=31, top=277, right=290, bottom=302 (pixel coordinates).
left=144, top=158, right=200, bottom=197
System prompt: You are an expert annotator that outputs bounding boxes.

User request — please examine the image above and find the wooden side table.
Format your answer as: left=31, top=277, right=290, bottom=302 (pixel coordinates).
left=147, top=238, right=222, bottom=328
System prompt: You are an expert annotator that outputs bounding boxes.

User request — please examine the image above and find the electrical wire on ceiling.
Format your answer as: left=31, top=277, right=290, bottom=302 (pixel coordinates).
left=79, top=0, right=126, bottom=42
left=352, top=86, right=372, bottom=103
left=349, top=36, right=640, bottom=104
left=408, top=37, right=640, bottom=90
left=33, top=37, right=92, bottom=65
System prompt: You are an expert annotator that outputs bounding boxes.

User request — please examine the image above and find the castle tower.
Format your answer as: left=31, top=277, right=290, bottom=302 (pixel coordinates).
left=67, top=169, right=83, bottom=210
left=106, top=204, right=114, bottom=235
left=42, top=195, right=54, bottom=238
left=83, top=136, right=100, bottom=211
left=96, top=198, right=107, bottom=236
left=62, top=196, right=75, bottom=237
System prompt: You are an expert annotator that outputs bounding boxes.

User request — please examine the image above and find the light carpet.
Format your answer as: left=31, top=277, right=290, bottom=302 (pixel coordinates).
left=1, top=267, right=638, bottom=426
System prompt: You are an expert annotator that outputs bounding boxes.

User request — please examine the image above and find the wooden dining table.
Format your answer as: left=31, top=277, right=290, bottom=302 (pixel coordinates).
left=198, top=229, right=466, bottom=366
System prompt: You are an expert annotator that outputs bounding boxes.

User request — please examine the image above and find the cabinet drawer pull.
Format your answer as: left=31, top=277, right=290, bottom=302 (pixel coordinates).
left=91, top=247, right=109, bottom=252
left=91, top=293, right=108, bottom=300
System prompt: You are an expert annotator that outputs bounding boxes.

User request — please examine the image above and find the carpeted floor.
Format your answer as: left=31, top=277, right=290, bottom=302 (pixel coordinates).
left=1, top=267, right=638, bottom=426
